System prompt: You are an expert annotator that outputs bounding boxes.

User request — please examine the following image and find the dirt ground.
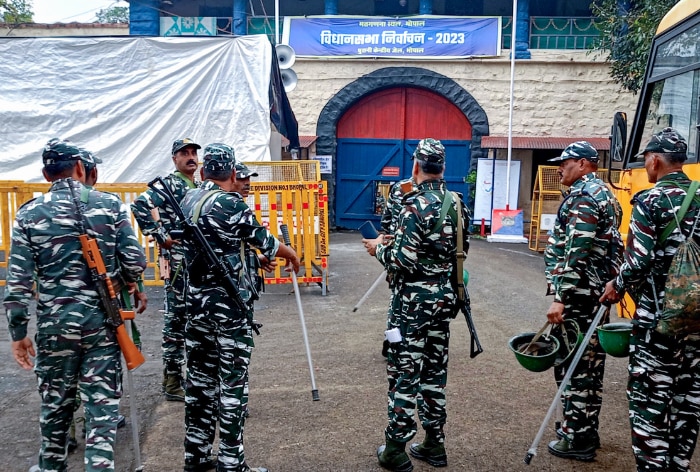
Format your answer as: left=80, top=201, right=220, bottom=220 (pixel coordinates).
left=2, top=232, right=699, bottom=472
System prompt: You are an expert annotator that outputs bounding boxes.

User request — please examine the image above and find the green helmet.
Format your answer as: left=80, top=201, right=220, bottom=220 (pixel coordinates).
left=635, top=127, right=688, bottom=159
left=413, top=138, right=446, bottom=164
left=548, top=141, right=599, bottom=163
left=42, top=138, right=82, bottom=165
left=203, top=143, right=235, bottom=172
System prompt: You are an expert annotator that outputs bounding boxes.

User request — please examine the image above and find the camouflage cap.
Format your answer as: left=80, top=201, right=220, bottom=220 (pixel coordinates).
left=548, top=141, right=599, bottom=163
left=42, top=138, right=83, bottom=165
left=203, top=143, right=235, bottom=172
left=235, top=162, right=259, bottom=179
left=635, top=127, right=688, bottom=159
left=412, top=138, right=446, bottom=165
left=172, top=138, right=201, bottom=155
left=79, top=147, right=102, bottom=166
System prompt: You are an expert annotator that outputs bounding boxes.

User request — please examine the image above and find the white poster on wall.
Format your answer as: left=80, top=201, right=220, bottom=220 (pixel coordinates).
left=473, top=159, right=521, bottom=223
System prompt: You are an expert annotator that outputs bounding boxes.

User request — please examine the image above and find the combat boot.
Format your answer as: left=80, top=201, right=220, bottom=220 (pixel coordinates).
left=183, top=458, right=215, bottom=472
left=164, top=373, right=185, bottom=402
left=409, top=434, right=447, bottom=467
left=547, top=437, right=596, bottom=461
left=555, top=427, right=600, bottom=449
left=377, top=438, right=413, bottom=472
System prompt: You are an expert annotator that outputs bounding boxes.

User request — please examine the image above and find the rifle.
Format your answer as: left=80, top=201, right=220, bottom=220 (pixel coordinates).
left=69, top=184, right=145, bottom=371
left=451, top=191, right=483, bottom=359
left=457, top=281, right=483, bottom=359
left=147, top=177, right=252, bottom=323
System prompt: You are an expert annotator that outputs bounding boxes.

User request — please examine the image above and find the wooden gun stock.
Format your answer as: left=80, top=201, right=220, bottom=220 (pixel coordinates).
left=79, top=235, right=145, bottom=371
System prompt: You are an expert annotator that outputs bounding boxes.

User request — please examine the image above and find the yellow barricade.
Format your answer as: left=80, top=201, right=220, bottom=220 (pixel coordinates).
left=528, top=166, right=621, bottom=252
left=0, top=161, right=330, bottom=293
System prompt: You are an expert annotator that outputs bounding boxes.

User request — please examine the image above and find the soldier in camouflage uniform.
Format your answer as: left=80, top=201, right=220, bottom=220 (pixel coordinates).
left=181, top=143, right=299, bottom=472
left=378, top=178, right=415, bottom=358
left=231, top=161, right=274, bottom=420
left=364, top=138, right=469, bottom=472
left=3, top=138, right=147, bottom=471
left=544, top=141, right=623, bottom=461
left=601, top=128, right=700, bottom=472
left=132, top=138, right=201, bottom=402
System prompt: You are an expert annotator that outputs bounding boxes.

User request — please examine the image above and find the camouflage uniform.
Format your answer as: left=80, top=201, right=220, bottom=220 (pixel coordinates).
left=3, top=139, right=146, bottom=472
left=378, top=179, right=416, bottom=358
left=611, top=128, right=700, bottom=471
left=380, top=178, right=414, bottom=234
left=181, top=144, right=279, bottom=471
left=131, top=139, right=200, bottom=395
left=375, top=140, right=467, bottom=449
left=233, top=161, right=264, bottom=421
left=544, top=142, right=623, bottom=452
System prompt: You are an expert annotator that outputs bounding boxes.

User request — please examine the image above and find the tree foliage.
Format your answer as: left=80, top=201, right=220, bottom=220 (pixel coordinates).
left=0, top=0, right=33, bottom=24
left=591, top=0, right=681, bottom=94
left=96, top=6, right=129, bottom=24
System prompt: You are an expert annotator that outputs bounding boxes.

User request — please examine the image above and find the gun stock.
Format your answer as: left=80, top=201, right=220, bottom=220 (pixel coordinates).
left=461, top=303, right=483, bottom=359
left=79, top=235, right=145, bottom=371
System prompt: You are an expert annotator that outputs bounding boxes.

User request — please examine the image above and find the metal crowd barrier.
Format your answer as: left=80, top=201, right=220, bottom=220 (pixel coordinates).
left=0, top=161, right=330, bottom=294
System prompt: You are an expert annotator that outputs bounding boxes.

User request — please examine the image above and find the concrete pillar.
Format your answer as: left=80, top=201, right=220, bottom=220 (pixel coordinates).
left=325, top=0, right=338, bottom=15
left=418, top=0, right=433, bottom=15
left=233, top=0, right=247, bottom=35
left=514, top=0, right=531, bottom=59
left=129, top=0, right=160, bottom=36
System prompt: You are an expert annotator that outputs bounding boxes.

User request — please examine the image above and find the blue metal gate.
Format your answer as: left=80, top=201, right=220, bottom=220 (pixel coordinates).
left=335, top=138, right=471, bottom=229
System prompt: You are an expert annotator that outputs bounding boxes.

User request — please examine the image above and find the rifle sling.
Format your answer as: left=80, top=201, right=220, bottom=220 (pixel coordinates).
left=191, top=189, right=248, bottom=282
left=659, top=180, right=700, bottom=245
left=421, top=190, right=465, bottom=302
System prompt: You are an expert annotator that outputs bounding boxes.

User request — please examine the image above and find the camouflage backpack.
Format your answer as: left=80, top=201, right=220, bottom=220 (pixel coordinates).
left=654, top=181, right=700, bottom=336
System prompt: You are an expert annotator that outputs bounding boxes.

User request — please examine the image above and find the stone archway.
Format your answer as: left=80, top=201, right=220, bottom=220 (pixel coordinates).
left=316, top=66, right=489, bottom=226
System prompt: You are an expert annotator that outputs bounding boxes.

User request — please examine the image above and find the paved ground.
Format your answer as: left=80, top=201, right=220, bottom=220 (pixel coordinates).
left=2, top=231, right=699, bottom=471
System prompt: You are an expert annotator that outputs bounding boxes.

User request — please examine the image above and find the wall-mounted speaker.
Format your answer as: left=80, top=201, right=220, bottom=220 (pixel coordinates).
left=275, top=44, right=296, bottom=69
left=280, top=69, right=298, bottom=93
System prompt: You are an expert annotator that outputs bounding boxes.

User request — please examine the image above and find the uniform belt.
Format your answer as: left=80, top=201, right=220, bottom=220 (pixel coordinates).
left=403, top=272, right=447, bottom=283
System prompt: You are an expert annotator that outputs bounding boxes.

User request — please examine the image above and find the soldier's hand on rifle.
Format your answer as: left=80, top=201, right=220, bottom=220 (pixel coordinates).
left=161, top=236, right=180, bottom=251
left=12, top=338, right=35, bottom=370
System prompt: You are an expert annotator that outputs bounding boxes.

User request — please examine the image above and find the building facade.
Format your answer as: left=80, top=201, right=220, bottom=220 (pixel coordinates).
left=3, top=0, right=638, bottom=228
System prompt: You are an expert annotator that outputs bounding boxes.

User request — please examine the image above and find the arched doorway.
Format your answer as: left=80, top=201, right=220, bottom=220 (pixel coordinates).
left=315, top=67, right=489, bottom=229
left=335, top=87, right=472, bottom=228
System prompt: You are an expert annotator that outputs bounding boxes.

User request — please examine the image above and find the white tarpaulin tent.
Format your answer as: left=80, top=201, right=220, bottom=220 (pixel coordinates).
left=0, top=35, right=279, bottom=183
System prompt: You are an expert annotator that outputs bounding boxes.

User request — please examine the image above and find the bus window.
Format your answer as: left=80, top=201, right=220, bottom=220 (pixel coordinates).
left=630, top=69, right=699, bottom=166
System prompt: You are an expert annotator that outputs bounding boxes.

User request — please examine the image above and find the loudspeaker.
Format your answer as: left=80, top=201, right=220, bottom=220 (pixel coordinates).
left=280, top=69, right=298, bottom=93
left=275, top=44, right=296, bottom=69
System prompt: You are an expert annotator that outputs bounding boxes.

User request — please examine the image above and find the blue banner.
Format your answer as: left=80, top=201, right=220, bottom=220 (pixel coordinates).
left=284, top=16, right=501, bottom=58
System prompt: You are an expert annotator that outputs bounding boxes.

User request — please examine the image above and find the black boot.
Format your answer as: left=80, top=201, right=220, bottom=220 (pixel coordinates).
left=555, top=427, right=600, bottom=449
left=547, top=437, right=596, bottom=461
left=377, top=438, right=413, bottom=472
left=409, top=434, right=447, bottom=467
left=183, top=458, right=216, bottom=472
